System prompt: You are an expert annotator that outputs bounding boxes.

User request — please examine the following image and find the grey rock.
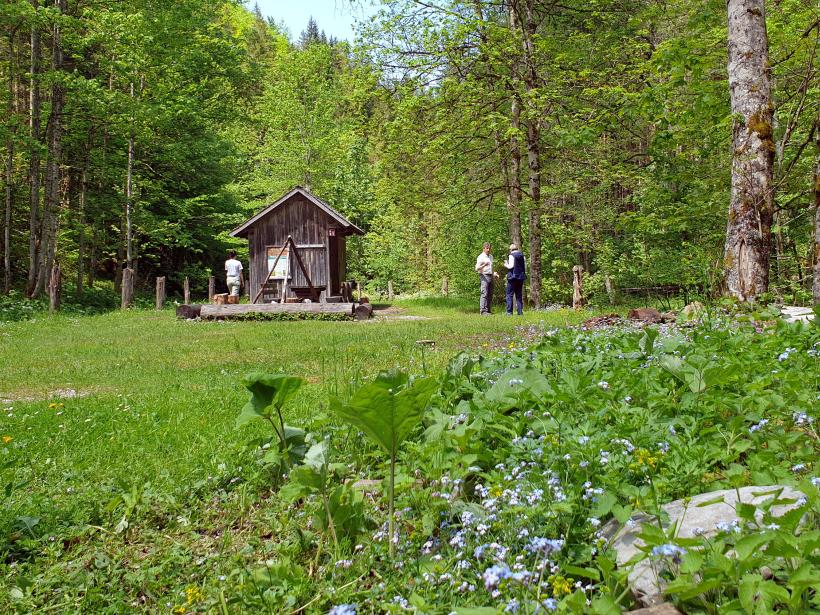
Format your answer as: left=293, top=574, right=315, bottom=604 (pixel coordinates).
left=780, top=305, right=815, bottom=323
left=608, top=485, right=805, bottom=606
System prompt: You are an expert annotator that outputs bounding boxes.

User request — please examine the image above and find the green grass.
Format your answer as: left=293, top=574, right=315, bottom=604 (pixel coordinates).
left=0, top=298, right=592, bottom=611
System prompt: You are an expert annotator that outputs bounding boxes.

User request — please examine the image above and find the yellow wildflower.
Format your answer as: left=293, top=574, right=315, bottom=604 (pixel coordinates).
left=549, top=574, right=573, bottom=596
left=2, top=435, right=11, bottom=444
left=185, top=586, right=203, bottom=604
left=172, top=606, right=186, bottom=615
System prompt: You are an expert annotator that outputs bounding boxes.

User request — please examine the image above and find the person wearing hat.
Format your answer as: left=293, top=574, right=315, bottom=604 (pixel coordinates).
left=503, top=243, right=526, bottom=315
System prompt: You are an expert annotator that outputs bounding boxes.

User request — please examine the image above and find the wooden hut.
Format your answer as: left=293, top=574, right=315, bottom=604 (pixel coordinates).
left=230, top=186, right=363, bottom=303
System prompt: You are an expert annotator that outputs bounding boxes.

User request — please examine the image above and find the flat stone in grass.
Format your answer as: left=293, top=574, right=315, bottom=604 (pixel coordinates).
left=780, top=306, right=815, bottom=323
left=606, top=485, right=805, bottom=606
left=627, top=604, right=683, bottom=615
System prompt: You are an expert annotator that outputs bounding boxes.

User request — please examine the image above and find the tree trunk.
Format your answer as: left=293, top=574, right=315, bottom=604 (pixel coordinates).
left=32, top=0, right=65, bottom=298
left=572, top=265, right=584, bottom=310
left=48, top=261, right=61, bottom=312
left=813, top=117, right=819, bottom=304
left=519, top=0, right=543, bottom=309
left=724, top=0, right=774, bottom=302
left=3, top=29, right=15, bottom=295
left=76, top=166, right=87, bottom=296
left=508, top=93, right=523, bottom=248
left=121, top=267, right=134, bottom=309
left=125, top=81, right=135, bottom=269
left=26, top=0, right=41, bottom=296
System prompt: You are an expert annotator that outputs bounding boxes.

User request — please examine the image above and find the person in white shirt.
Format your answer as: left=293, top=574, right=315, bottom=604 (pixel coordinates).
left=474, top=242, right=499, bottom=314
left=225, top=250, right=244, bottom=298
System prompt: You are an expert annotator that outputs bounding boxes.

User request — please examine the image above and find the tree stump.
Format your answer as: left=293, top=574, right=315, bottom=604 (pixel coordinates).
left=183, top=276, right=190, bottom=304
left=354, top=303, right=373, bottom=320
left=604, top=274, right=616, bottom=303
left=176, top=304, right=202, bottom=319
left=387, top=280, right=394, bottom=301
left=442, top=276, right=449, bottom=297
left=155, top=276, right=165, bottom=310
left=572, top=265, right=584, bottom=310
left=208, top=276, right=215, bottom=303
left=213, top=293, right=228, bottom=305
left=48, top=263, right=61, bottom=312
left=121, top=267, right=134, bottom=309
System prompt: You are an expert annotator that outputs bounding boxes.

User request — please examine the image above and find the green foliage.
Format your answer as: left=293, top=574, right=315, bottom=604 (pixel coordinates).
left=236, top=372, right=306, bottom=472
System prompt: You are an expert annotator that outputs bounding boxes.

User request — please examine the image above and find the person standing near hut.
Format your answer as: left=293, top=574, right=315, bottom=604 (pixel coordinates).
left=475, top=242, right=499, bottom=315
left=504, top=243, right=526, bottom=315
left=225, top=250, right=244, bottom=299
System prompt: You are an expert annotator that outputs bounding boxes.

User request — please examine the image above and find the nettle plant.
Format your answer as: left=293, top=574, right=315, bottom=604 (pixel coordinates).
left=331, top=370, right=437, bottom=557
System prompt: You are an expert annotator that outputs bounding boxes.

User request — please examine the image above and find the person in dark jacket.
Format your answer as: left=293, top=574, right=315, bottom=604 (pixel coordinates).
left=503, top=244, right=526, bottom=315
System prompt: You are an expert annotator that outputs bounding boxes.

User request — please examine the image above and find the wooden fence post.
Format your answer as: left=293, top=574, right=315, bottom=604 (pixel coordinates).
left=387, top=280, right=394, bottom=301
left=442, top=276, right=449, bottom=297
left=604, top=274, right=615, bottom=304
left=183, top=276, right=190, bottom=304
left=48, top=263, right=61, bottom=312
left=356, top=281, right=361, bottom=303
left=572, top=265, right=584, bottom=310
left=208, top=276, right=215, bottom=303
left=121, top=267, right=134, bottom=309
left=155, top=276, right=166, bottom=310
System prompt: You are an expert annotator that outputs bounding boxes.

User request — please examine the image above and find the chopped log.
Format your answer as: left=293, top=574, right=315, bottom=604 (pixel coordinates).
left=208, top=276, right=215, bottom=302
left=48, top=263, right=61, bottom=312
left=227, top=295, right=239, bottom=305
left=183, top=276, right=190, bottom=304
left=359, top=295, right=370, bottom=304
left=200, top=303, right=355, bottom=319
left=213, top=293, right=228, bottom=305
left=176, top=304, right=202, bottom=319
left=387, top=280, right=394, bottom=301
left=572, top=265, right=584, bottom=310
left=155, top=276, right=165, bottom=310
left=354, top=303, right=373, bottom=321
left=121, top=267, right=134, bottom=309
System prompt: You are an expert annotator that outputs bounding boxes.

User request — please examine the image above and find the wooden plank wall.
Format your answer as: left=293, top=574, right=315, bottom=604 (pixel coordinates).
left=247, top=196, right=346, bottom=301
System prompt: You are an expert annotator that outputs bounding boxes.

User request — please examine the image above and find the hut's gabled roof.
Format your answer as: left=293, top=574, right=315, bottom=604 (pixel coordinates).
left=229, top=186, right=364, bottom=238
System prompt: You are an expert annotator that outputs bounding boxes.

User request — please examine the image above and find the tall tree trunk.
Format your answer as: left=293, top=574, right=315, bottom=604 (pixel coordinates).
left=76, top=165, right=87, bottom=296
left=812, top=117, right=820, bottom=305
left=508, top=94, right=523, bottom=248
left=26, top=0, right=41, bottom=296
left=519, top=0, right=543, bottom=308
left=3, top=29, right=16, bottom=295
left=724, top=0, right=774, bottom=301
left=125, top=80, right=136, bottom=269
left=32, top=0, right=65, bottom=298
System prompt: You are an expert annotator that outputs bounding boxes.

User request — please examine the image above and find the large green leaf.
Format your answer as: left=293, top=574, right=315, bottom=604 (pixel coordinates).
left=236, top=372, right=304, bottom=427
left=331, top=374, right=437, bottom=454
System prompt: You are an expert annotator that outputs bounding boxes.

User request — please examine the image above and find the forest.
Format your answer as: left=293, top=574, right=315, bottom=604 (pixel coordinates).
left=0, top=0, right=818, bottom=307
left=1, top=3, right=820, bottom=613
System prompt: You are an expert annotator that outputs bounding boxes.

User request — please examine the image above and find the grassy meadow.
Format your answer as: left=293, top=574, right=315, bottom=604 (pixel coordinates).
left=0, top=298, right=590, bottom=611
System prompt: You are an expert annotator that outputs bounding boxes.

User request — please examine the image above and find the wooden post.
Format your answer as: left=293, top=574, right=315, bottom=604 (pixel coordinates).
left=155, top=276, right=165, bottom=310
left=572, top=265, right=584, bottom=310
left=604, top=274, right=615, bottom=304
left=121, top=267, right=134, bottom=309
left=183, top=276, right=190, bottom=304
left=48, top=263, right=61, bottom=312
left=441, top=276, right=449, bottom=297
left=356, top=281, right=362, bottom=303
left=387, top=280, right=394, bottom=301
left=208, top=276, right=215, bottom=303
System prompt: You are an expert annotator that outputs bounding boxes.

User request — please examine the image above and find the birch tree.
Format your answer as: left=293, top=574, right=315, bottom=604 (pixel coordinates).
left=724, top=0, right=774, bottom=301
